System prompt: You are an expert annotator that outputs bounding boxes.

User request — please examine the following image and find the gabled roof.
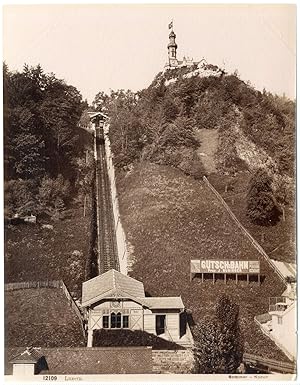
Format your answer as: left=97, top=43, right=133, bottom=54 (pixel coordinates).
left=82, top=270, right=185, bottom=310
left=140, top=297, right=184, bottom=310
left=87, top=111, right=108, bottom=120
left=10, top=347, right=43, bottom=364
left=81, top=270, right=145, bottom=307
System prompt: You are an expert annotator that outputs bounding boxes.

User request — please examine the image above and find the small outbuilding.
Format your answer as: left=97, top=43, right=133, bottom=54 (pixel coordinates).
left=10, top=347, right=46, bottom=376
left=81, top=269, right=193, bottom=348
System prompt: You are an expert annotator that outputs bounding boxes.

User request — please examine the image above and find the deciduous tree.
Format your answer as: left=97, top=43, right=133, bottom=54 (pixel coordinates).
left=194, top=296, right=243, bottom=374
left=247, top=169, right=282, bottom=225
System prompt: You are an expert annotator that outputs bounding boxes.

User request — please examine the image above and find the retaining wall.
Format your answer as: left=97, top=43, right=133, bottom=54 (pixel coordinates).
left=6, top=347, right=153, bottom=375
left=152, top=349, right=196, bottom=374
left=104, top=124, right=128, bottom=274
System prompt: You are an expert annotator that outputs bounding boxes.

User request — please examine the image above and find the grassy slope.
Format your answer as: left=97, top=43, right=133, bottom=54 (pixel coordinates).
left=208, top=172, right=296, bottom=264
left=117, top=162, right=288, bottom=361
left=4, top=205, right=89, bottom=296
left=5, top=288, right=85, bottom=347
left=194, top=126, right=295, bottom=264
left=195, top=128, right=219, bottom=174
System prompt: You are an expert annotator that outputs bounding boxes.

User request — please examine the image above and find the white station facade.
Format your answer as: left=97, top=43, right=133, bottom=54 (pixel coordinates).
left=81, top=269, right=193, bottom=348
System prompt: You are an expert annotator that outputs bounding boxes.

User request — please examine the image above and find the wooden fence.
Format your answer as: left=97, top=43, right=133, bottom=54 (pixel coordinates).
left=5, top=280, right=86, bottom=340
left=4, top=280, right=61, bottom=290
left=203, top=177, right=287, bottom=284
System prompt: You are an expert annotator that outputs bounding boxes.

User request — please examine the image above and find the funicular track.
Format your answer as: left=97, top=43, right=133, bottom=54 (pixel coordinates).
left=95, top=127, right=119, bottom=274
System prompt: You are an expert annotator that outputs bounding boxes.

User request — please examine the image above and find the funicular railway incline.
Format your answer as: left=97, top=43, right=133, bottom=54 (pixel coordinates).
left=95, top=125, right=119, bottom=274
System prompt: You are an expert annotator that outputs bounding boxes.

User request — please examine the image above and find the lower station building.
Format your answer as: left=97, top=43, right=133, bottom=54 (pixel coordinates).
left=81, top=269, right=193, bottom=348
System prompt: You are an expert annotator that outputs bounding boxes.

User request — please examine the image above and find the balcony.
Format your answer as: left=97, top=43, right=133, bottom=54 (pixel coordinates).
left=269, top=297, right=288, bottom=313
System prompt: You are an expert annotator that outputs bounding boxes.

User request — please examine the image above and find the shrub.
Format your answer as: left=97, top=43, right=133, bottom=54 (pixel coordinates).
left=5, top=179, right=37, bottom=216
left=247, top=169, right=282, bottom=226
left=37, top=174, right=70, bottom=219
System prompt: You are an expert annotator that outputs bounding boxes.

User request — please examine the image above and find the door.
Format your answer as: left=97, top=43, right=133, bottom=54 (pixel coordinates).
left=180, top=311, right=187, bottom=338
left=156, top=315, right=166, bottom=335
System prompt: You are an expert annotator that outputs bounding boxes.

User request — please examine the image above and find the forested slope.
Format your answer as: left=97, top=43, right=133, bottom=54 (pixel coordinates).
left=94, top=67, right=295, bottom=263
left=93, top=66, right=295, bottom=362
left=3, top=63, right=92, bottom=219
left=4, top=64, right=94, bottom=293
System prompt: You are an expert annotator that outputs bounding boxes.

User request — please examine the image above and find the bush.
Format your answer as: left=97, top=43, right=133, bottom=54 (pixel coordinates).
left=37, top=174, right=70, bottom=219
left=5, top=179, right=37, bottom=216
left=247, top=169, right=282, bottom=226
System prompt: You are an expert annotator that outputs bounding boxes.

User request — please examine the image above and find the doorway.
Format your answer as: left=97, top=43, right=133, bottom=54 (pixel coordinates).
left=156, top=315, right=166, bottom=335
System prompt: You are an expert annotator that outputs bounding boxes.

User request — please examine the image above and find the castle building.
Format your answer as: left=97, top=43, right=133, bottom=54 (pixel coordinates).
left=164, top=26, right=200, bottom=70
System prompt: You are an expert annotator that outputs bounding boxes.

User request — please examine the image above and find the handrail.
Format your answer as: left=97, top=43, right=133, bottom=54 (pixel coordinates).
left=243, top=352, right=296, bottom=373
left=164, top=325, right=175, bottom=346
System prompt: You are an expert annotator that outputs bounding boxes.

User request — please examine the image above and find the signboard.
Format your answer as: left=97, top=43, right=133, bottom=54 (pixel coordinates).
left=191, top=260, right=260, bottom=274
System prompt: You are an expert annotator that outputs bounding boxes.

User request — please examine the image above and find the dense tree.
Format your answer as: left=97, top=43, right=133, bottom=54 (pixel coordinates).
left=247, top=169, right=282, bottom=226
left=215, top=295, right=244, bottom=372
left=4, top=180, right=37, bottom=217
left=37, top=175, right=71, bottom=220
left=92, top=68, right=294, bottom=189
left=4, top=63, right=85, bottom=181
left=4, top=63, right=88, bottom=218
left=194, top=295, right=243, bottom=374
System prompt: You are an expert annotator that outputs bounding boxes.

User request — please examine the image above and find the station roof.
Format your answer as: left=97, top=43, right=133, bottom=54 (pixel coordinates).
left=81, top=269, right=145, bottom=307
left=81, top=270, right=184, bottom=310
left=270, top=259, right=296, bottom=280
left=87, top=111, right=108, bottom=120
left=141, top=297, right=184, bottom=310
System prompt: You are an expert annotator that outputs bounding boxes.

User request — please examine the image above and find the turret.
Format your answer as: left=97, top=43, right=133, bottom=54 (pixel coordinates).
left=168, top=30, right=177, bottom=59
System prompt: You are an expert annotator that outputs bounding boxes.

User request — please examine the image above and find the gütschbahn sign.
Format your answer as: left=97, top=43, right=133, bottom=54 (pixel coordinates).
left=190, top=259, right=261, bottom=284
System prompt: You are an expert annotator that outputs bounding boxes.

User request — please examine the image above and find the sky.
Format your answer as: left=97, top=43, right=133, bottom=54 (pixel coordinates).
left=3, top=3, right=296, bottom=104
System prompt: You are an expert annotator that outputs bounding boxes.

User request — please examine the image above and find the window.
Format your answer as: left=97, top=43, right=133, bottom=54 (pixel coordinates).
left=103, top=315, right=109, bottom=328
left=123, top=315, right=129, bottom=328
left=278, top=316, right=283, bottom=325
left=104, top=312, right=129, bottom=329
left=111, top=312, right=122, bottom=328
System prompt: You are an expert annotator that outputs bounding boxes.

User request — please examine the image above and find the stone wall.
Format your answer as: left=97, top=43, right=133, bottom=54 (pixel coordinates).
left=6, top=347, right=153, bottom=375
left=104, top=125, right=128, bottom=275
left=152, top=349, right=196, bottom=374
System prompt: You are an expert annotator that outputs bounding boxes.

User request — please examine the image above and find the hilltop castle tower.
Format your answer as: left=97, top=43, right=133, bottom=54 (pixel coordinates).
left=168, top=29, right=178, bottom=67
left=164, top=24, right=201, bottom=71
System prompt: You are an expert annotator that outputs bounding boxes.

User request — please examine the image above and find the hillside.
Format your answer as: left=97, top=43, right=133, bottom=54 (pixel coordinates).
left=4, top=205, right=89, bottom=296
left=95, top=66, right=295, bottom=264
left=5, top=288, right=85, bottom=347
left=116, top=162, right=287, bottom=360
left=95, top=66, right=295, bottom=361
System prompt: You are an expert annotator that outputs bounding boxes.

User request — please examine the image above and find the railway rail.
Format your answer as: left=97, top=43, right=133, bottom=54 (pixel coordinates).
left=95, top=127, right=119, bottom=274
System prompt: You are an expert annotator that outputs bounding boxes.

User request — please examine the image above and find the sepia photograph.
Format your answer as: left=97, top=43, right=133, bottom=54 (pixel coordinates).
left=2, top=2, right=297, bottom=383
